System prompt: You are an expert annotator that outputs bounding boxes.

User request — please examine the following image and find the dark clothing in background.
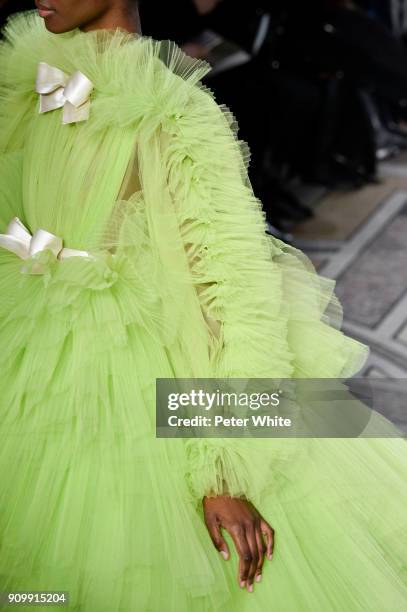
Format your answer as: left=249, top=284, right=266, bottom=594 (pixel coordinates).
left=139, top=0, right=202, bottom=43
left=0, top=0, right=34, bottom=29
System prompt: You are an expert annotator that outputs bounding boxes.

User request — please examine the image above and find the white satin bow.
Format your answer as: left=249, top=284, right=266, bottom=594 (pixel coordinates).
left=35, top=62, right=94, bottom=124
left=0, top=217, right=94, bottom=274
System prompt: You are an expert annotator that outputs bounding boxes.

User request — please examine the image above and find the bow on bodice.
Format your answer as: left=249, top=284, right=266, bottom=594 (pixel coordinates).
left=35, top=62, right=94, bottom=124
left=0, top=217, right=94, bottom=274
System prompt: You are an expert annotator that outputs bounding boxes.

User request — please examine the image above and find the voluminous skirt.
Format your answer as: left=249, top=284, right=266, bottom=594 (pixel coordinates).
left=1, top=241, right=407, bottom=612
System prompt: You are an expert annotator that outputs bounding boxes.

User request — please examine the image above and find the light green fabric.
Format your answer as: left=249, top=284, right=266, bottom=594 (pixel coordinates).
left=1, top=11, right=407, bottom=611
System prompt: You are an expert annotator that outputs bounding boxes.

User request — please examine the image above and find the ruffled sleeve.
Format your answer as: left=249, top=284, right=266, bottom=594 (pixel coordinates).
left=158, top=73, right=369, bottom=507
left=160, top=83, right=296, bottom=380
left=158, top=82, right=294, bottom=507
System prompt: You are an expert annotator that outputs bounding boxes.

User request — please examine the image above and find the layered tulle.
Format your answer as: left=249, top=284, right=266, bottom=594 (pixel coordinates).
left=0, top=11, right=407, bottom=611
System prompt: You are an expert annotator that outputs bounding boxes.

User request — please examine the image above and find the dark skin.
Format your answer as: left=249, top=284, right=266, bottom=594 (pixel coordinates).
left=35, top=0, right=275, bottom=593
left=34, top=0, right=142, bottom=33
left=204, top=495, right=274, bottom=591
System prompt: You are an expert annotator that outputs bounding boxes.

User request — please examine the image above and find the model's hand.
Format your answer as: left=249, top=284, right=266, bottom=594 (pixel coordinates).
left=203, top=495, right=274, bottom=592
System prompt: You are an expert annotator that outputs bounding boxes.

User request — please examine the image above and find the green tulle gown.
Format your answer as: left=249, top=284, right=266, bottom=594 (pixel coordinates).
left=1, top=11, right=407, bottom=612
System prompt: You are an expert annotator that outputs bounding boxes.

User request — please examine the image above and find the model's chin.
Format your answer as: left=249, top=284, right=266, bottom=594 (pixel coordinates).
left=40, top=14, right=76, bottom=34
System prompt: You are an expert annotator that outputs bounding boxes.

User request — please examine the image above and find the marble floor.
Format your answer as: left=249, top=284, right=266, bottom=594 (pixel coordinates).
left=288, top=157, right=407, bottom=432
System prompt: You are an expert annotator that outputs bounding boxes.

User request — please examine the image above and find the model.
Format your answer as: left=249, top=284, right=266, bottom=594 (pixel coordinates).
left=0, top=3, right=406, bottom=611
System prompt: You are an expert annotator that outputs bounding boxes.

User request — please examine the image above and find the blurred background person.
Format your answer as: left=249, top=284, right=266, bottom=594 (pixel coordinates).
left=139, top=0, right=407, bottom=230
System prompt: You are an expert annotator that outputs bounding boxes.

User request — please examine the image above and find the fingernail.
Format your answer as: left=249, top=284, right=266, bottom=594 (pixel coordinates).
left=268, top=553, right=273, bottom=561
left=240, top=580, right=246, bottom=588
left=220, top=551, right=228, bottom=560
left=248, top=583, right=254, bottom=593
left=256, top=574, right=262, bottom=583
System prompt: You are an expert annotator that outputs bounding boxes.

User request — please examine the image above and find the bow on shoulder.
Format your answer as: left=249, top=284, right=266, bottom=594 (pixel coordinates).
left=35, top=62, right=94, bottom=124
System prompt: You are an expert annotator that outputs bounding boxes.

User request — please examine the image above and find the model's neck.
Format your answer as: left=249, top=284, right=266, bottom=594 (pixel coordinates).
left=80, top=5, right=142, bottom=34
